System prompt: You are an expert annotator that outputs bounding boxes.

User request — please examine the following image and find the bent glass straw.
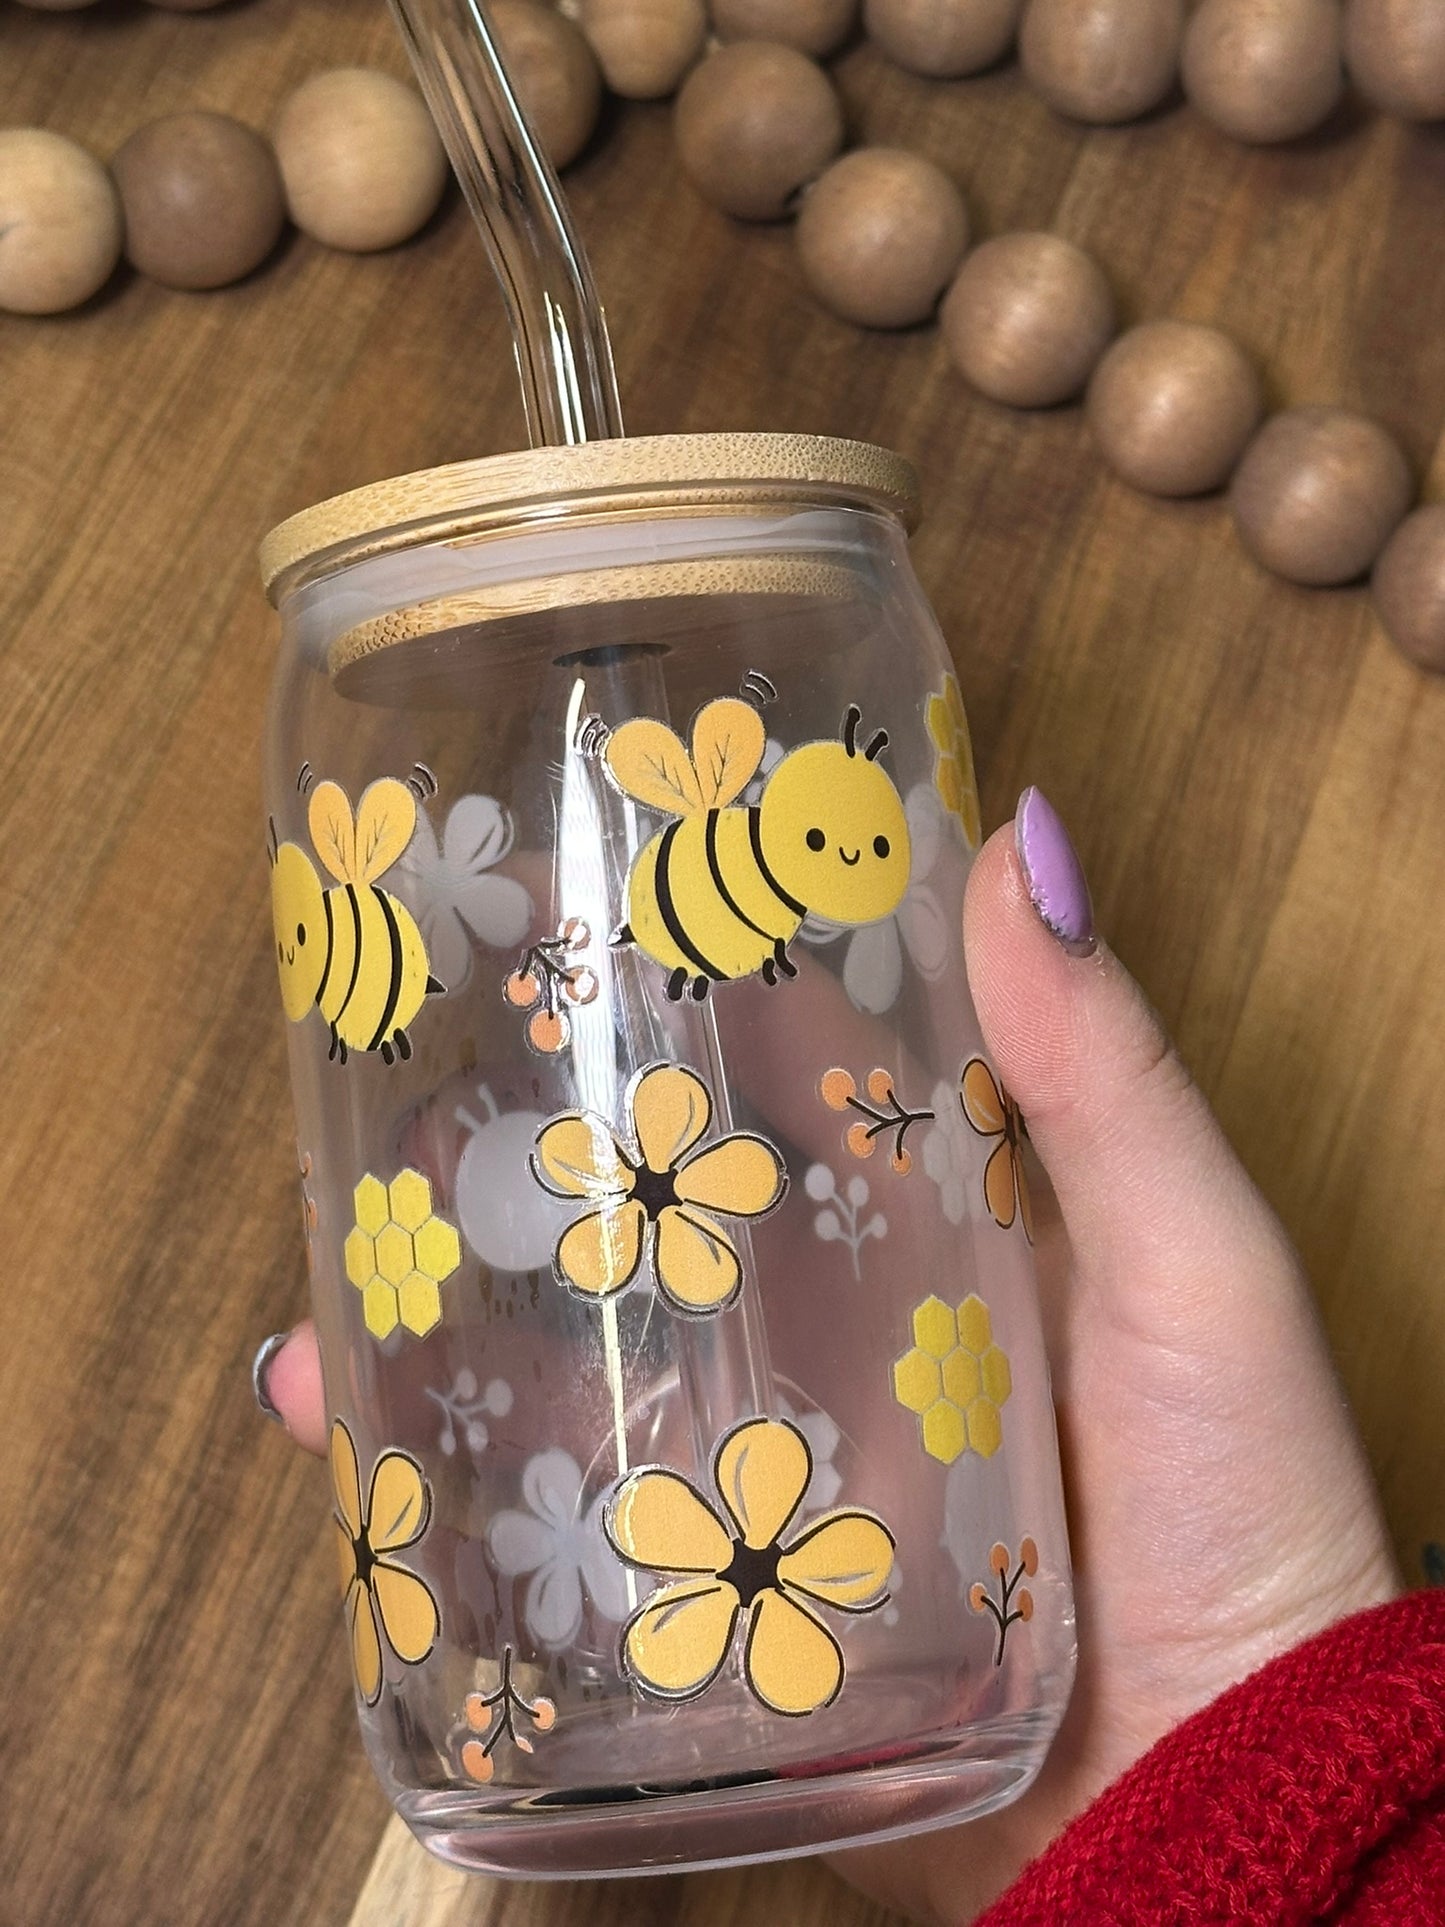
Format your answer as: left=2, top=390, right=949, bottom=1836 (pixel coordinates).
left=387, top=0, right=625, bottom=446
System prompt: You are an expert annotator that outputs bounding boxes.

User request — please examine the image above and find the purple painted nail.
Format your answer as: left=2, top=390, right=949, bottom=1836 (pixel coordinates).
left=1014, top=787, right=1096, bottom=957
left=252, top=1331, right=290, bottom=1423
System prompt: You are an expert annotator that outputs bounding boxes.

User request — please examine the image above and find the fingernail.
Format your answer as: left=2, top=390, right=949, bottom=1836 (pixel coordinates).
left=252, top=1331, right=290, bottom=1423
left=1015, top=787, right=1097, bottom=957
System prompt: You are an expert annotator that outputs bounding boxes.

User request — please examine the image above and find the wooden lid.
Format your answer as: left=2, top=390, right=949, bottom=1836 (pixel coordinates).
left=259, top=431, right=920, bottom=602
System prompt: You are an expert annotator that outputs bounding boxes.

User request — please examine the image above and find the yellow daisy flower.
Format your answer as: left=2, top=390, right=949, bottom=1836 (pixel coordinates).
left=606, top=1416, right=894, bottom=1716
left=530, top=1062, right=787, bottom=1314
left=330, top=1418, right=439, bottom=1706
left=926, top=672, right=982, bottom=850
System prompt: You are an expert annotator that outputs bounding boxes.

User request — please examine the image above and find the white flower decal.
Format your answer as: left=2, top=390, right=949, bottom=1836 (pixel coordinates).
left=804, top=784, right=950, bottom=1015
left=487, top=1448, right=632, bottom=1649
left=921, top=1078, right=971, bottom=1226
left=394, top=794, right=533, bottom=991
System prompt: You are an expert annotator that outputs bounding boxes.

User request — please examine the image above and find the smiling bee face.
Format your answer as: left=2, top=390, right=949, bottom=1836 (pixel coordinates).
left=271, top=841, right=328, bottom=1020
left=760, top=740, right=912, bottom=926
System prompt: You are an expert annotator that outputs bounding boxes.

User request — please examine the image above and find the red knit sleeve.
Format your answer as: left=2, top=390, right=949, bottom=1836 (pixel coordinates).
left=977, top=1589, right=1445, bottom=1925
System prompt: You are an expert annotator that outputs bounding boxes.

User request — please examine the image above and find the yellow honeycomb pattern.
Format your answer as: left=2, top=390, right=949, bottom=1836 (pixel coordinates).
left=344, top=1169, right=461, bottom=1341
left=892, top=1292, right=1012, bottom=1464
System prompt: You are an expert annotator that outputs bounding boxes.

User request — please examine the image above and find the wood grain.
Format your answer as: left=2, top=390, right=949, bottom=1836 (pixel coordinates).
left=2, top=9, right=1443, bottom=1926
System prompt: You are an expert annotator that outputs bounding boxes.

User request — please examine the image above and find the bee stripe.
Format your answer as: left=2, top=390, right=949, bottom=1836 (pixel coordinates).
left=656, top=821, right=725, bottom=981
left=748, top=807, right=806, bottom=917
left=334, top=885, right=365, bottom=1029
left=315, top=888, right=337, bottom=1012
left=366, top=889, right=406, bottom=1053
left=705, top=810, right=772, bottom=940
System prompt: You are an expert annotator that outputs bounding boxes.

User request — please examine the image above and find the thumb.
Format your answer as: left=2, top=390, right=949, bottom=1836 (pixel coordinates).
left=965, top=788, right=1300, bottom=1335
left=963, top=788, right=1395, bottom=1657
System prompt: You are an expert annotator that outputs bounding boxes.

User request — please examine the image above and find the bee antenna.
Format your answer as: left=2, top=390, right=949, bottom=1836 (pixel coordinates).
left=407, top=762, right=438, bottom=800
left=740, top=669, right=777, bottom=708
left=266, top=816, right=279, bottom=866
left=863, top=728, right=889, bottom=762
left=841, top=705, right=862, bottom=756
left=296, top=762, right=314, bottom=794
left=575, top=712, right=610, bottom=758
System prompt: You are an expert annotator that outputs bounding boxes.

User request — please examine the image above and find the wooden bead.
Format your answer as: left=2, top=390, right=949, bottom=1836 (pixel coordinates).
left=0, top=129, right=122, bottom=316
left=489, top=0, right=603, bottom=166
left=675, top=43, right=844, bottom=221
left=1020, top=0, right=1184, bottom=124
left=274, top=70, right=448, bottom=253
left=1087, top=321, right=1262, bottom=496
left=112, top=113, right=285, bottom=291
left=796, top=147, right=969, bottom=329
left=141, top=0, right=233, bottom=11
left=940, top=232, right=1114, bottom=407
left=1230, top=407, right=1414, bottom=586
left=864, top=0, right=1023, bottom=78
left=1371, top=505, right=1445, bottom=672
left=1343, top=0, right=1445, bottom=121
left=711, top=0, right=860, bottom=59
left=577, top=0, right=706, bottom=98
left=12, top=0, right=103, bottom=11
left=1184, top=0, right=1342, bottom=143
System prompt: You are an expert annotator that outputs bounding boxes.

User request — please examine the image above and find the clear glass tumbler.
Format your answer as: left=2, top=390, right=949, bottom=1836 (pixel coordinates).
left=260, top=432, right=1074, bottom=1877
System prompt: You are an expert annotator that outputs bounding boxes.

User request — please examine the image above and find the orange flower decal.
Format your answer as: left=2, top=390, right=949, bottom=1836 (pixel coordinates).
left=960, top=1058, right=1032, bottom=1241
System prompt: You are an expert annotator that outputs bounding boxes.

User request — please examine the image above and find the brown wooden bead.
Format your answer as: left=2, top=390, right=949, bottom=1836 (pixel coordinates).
left=274, top=70, right=448, bottom=253
left=490, top=0, right=603, bottom=165
left=141, top=0, right=232, bottom=11
left=578, top=0, right=707, bottom=98
left=675, top=43, right=845, bottom=221
left=0, top=128, right=122, bottom=315
left=711, top=0, right=859, bottom=59
left=796, top=147, right=969, bottom=329
left=112, top=113, right=285, bottom=292
left=1370, top=505, right=1445, bottom=671
left=940, top=231, right=1114, bottom=407
left=1230, top=407, right=1414, bottom=586
left=1019, top=0, right=1184, bottom=123
left=864, top=0, right=1023, bottom=77
left=1184, top=0, right=1342, bottom=143
left=1087, top=321, right=1262, bottom=496
left=12, top=0, right=102, bottom=11
left=1343, top=0, right=1445, bottom=120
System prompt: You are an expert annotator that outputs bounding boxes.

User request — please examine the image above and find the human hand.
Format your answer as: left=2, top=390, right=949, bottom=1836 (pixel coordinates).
left=255, top=788, right=1400, bottom=1925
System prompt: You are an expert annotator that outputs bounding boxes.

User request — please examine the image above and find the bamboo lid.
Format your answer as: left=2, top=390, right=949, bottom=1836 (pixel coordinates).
left=259, top=431, right=920, bottom=602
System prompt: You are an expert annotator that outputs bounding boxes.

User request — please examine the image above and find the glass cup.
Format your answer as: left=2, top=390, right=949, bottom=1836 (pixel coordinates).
left=260, top=432, right=1075, bottom=1878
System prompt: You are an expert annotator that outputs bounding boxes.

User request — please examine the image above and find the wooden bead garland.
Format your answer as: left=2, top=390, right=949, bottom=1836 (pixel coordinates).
left=11, top=0, right=1445, bottom=674
left=1086, top=321, right=1264, bottom=499
left=1018, top=0, right=1185, bottom=127
left=939, top=233, right=1114, bottom=408
left=0, top=128, right=121, bottom=315
left=112, top=112, right=285, bottom=291
left=674, top=42, right=844, bottom=220
left=1182, top=0, right=1344, bottom=146
left=863, top=0, right=1024, bottom=80
left=796, top=148, right=969, bottom=329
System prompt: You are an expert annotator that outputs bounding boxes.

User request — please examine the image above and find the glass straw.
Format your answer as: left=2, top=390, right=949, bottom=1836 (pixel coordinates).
left=387, top=0, right=624, bottom=446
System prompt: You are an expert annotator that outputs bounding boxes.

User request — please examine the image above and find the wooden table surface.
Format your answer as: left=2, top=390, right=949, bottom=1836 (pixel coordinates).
left=5, top=6, right=1444, bottom=1923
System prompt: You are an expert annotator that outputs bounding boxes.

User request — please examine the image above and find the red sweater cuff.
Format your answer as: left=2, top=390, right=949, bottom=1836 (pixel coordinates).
left=978, top=1589, right=1445, bottom=1925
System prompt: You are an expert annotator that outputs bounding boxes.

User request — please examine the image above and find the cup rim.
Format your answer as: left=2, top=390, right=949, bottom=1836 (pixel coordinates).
left=258, top=431, right=921, bottom=603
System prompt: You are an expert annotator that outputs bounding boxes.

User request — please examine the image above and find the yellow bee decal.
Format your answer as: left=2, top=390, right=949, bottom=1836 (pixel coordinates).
left=269, top=774, right=442, bottom=1064
left=606, top=698, right=911, bottom=1001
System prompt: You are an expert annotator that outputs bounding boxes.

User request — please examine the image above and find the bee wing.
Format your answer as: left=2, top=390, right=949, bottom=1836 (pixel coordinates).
left=352, top=778, right=418, bottom=883
left=307, top=781, right=358, bottom=882
left=690, top=698, right=765, bottom=809
left=604, top=719, right=706, bottom=816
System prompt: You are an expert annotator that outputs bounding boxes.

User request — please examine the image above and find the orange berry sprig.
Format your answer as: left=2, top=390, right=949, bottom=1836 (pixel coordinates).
left=458, top=1647, right=557, bottom=1784
left=503, top=917, right=598, bottom=1054
left=969, top=1537, right=1039, bottom=1667
left=820, top=1065, right=936, bottom=1174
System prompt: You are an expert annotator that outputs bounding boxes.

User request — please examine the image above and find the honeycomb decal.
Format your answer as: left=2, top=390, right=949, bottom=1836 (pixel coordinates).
left=892, top=1292, right=1012, bottom=1464
left=344, top=1169, right=461, bottom=1341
